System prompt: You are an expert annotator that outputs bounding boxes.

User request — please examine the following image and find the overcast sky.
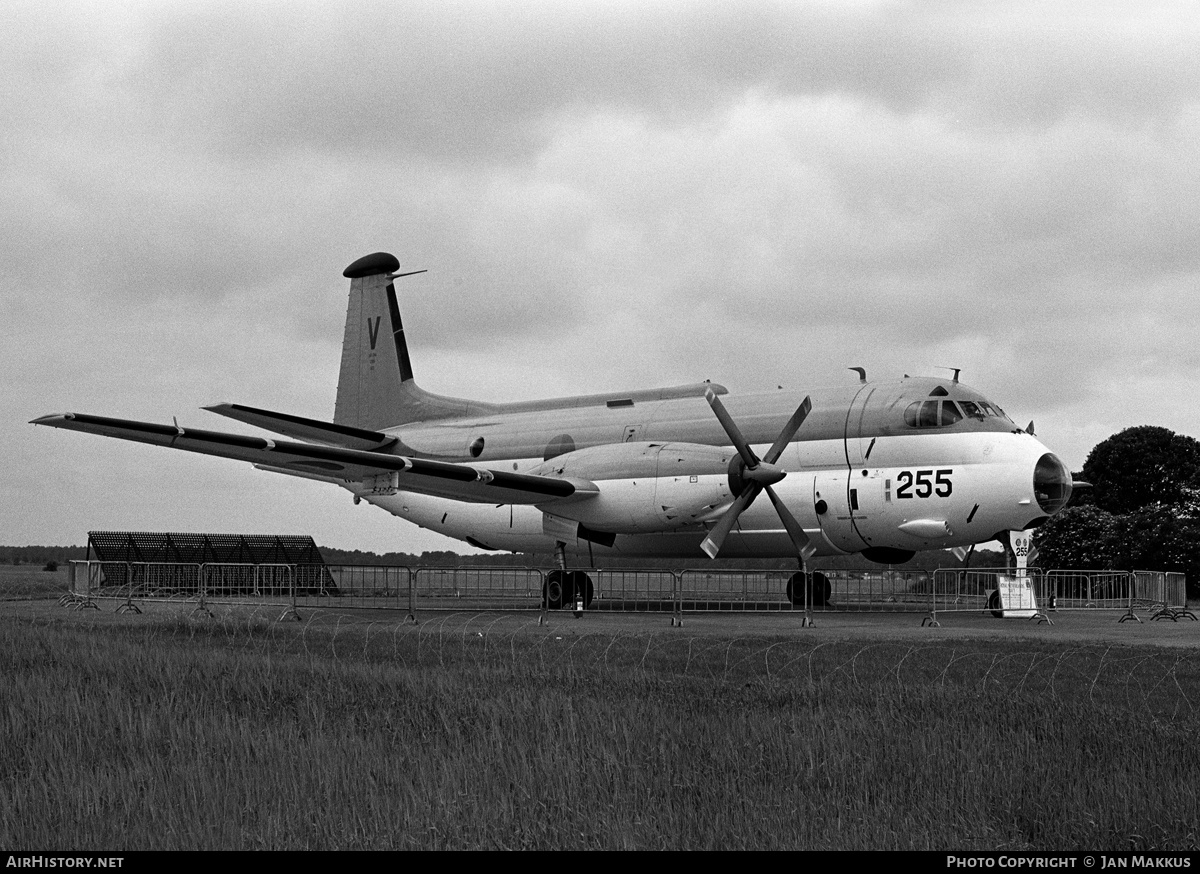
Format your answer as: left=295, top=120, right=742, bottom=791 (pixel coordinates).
left=4, top=1, right=1199, bottom=554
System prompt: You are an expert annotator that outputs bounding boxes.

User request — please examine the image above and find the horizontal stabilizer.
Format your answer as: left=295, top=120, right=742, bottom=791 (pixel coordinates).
left=204, top=403, right=395, bottom=450
left=32, top=412, right=594, bottom=506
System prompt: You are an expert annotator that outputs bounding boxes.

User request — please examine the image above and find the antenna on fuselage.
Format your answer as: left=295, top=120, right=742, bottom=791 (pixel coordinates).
left=848, top=367, right=866, bottom=383
left=934, top=366, right=962, bottom=383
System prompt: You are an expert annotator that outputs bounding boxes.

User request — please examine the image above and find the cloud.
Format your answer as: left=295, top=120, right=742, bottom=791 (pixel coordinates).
left=5, top=1, right=1200, bottom=551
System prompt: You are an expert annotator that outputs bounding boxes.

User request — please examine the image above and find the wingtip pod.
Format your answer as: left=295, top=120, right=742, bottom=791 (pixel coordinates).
left=30, top=413, right=72, bottom=426
left=343, top=252, right=400, bottom=279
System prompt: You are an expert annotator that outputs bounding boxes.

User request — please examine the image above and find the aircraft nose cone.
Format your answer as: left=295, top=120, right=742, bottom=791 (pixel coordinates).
left=1034, top=452, right=1072, bottom=515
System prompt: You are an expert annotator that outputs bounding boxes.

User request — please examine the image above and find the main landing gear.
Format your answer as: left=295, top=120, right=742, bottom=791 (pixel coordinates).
left=786, top=571, right=831, bottom=607
left=543, top=569, right=595, bottom=610
left=543, top=540, right=595, bottom=612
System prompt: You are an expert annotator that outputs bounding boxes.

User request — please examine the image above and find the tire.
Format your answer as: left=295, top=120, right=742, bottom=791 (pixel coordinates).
left=544, top=570, right=566, bottom=609
left=787, top=571, right=831, bottom=607
left=544, top=570, right=594, bottom=609
left=987, top=590, right=1002, bottom=618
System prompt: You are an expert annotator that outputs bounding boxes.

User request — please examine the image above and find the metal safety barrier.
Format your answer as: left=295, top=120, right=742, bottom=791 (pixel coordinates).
left=413, top=566, right=545, bottom=609
left=1130, top=570, right=1195, bottom=622
left=931, top=567, right=1037, bottom=614
left=677, top=568, right=807, bottom=612
left=1044, top=570, right=1133, bottom=610
left=591, top=569, right=679, bottom=612
left=298, top=564, right=411, bottom=610
left=805, top=569, right=937, bottom=611
left=64, top=560, right=1191, bottom=623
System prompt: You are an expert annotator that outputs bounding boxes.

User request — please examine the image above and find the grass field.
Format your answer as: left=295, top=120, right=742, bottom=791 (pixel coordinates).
left=3, top=591, right=1200, bottom=850
left=0, top=564, right=69, bottom=601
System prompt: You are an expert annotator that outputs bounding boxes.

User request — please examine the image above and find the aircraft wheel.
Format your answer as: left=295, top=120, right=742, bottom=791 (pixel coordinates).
left=787, top=571, right=831, bottom=607
left=987, top=590, right=1002, bottom=618
left=786, top=572, right=802, bottom=605
left=544, top=571, right=566, bottom=609
left=543, top=570, right=594, bottom=609
left=576, top=572, right=594, bottom=609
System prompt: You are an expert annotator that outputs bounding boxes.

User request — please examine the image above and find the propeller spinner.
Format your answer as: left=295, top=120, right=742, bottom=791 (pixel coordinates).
left=701, top=389, right=814, bottom=561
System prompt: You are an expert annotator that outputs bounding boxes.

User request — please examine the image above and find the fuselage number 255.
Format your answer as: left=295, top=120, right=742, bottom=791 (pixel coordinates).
left=895, top=469, right=953, bottom=499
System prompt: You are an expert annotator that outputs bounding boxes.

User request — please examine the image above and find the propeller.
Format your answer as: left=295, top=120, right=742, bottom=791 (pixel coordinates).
left=701, top=389, right=814, bottom=561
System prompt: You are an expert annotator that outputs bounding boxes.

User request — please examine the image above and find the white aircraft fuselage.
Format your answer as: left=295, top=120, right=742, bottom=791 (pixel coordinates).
left=367, top=378, right=1067, bottom=559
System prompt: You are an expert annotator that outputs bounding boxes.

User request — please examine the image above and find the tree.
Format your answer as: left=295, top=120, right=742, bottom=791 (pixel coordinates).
left=1081, top=426, right=1200, bottom=515
left=1036, top=426, right=1200, bottom=599
left=1117, top=507, right=1200, bottom=580
left=1034, top=505, right=1122, bottom=570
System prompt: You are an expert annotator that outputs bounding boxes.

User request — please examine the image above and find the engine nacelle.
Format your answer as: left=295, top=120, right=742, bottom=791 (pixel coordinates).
left=531, top=442, right=736, bottom=534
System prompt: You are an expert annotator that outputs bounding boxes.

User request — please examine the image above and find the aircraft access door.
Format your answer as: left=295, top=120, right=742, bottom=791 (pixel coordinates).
left=813, top=384, right=879, bottom=552
left=844, top=384, right=878, bottom=468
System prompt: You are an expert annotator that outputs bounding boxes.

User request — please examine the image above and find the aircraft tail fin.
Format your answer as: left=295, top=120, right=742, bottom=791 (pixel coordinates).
left=335, top=253, right=493, bottom=430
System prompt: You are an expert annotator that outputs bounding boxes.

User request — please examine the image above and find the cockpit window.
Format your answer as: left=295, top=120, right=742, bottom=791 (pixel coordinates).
left=904, top=398, right=1000, bottom=428
left=960, top=400, right=983, bottom=419
left=904, top=400, right=960, bottom=428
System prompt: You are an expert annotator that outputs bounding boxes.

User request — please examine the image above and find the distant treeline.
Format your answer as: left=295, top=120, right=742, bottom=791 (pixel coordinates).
left=3, top=546, right=88, bottom=565
left=6, top=544, right=1004, bottom=570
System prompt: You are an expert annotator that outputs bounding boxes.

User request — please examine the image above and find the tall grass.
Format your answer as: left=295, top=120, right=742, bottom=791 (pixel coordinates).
left=0, top=565, right=68, bottom=601
left=2, top=610, right=1199, bottom=850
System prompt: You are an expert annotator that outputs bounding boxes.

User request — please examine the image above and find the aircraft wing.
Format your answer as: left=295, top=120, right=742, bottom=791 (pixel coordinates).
left=201, top=402, right=396, bottom=450
left=31, top=412, right=593, bottom=505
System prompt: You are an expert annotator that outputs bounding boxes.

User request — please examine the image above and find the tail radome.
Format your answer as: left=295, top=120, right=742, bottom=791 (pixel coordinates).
left=334, top=252, right=494, bottom=430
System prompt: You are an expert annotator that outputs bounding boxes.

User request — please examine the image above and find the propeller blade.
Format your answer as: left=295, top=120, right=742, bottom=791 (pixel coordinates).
left=763, top=396, right=812, bottom=465
left=701, top=390, right=814, bottom=561
left=705, top=388, right=759, bottom=469
left=700, top=483, right=760, bottom=559
left=763, top=485, right=815, bottom=560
